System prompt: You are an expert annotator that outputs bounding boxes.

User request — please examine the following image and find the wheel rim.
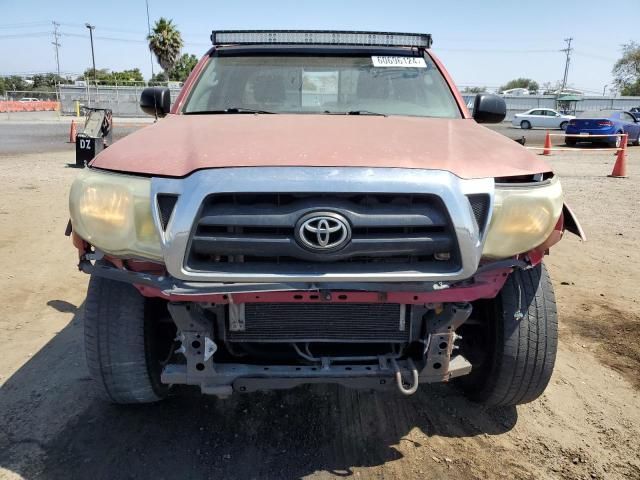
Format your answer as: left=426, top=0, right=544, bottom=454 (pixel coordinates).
left=521, top=121, right=530, bottom=129
left=615, top=135, right=621, bottom=148
left=560, top=122, right=567, bottom=131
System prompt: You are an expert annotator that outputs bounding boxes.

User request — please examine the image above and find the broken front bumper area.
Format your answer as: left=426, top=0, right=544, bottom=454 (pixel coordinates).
left=164, top=302, right=475, bottom=397
left=78, top=257, right=522, bottom=304
left=78, top=258, right=526, bottom=397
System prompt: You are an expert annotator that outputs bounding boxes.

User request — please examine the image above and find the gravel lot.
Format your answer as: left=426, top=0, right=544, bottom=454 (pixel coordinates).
left=1, top=120, right=639, bottom=480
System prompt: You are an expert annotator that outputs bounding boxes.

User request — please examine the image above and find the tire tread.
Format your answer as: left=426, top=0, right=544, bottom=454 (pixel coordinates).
left=471, top=264, right=558, bottom=406
left=84, top=273, right=164, bottom=404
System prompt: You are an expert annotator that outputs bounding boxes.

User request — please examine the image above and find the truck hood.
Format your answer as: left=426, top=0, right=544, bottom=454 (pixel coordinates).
left=91, top=114, right=551, bottom=179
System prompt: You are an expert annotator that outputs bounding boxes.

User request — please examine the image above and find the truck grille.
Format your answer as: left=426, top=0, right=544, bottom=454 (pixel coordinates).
left=227, top=303, right=408, bottom=343
left=185, top=193, right=461, bottom=275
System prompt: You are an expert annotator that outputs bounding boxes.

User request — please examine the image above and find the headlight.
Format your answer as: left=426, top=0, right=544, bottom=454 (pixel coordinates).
left=69, top=169, right=162, bottom=260
left=482, top=177, right=563, bottom=259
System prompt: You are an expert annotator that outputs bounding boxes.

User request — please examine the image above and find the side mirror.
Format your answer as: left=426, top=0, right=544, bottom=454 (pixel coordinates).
left=472, top=94, right=506, bottom=123
left=140, top=87, right=171, bottom=117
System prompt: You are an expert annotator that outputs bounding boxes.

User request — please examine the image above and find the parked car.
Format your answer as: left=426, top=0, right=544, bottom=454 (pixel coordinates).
left=565, top=110, right=640, bottom=147
left=512, top=108, right=575, bottom=130
left=500, top=88, right=530, bottom=96
left=67, top=30, right=583, bottom=407
left=18, top=97, right=40, bottom=102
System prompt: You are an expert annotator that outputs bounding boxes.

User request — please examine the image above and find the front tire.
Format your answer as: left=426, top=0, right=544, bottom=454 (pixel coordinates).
left=459, top=264, right=558, bottom=406
left=520, top=120, right=532, bottom=130
left=559, top=121, right=568, bottom=131
left=84, top=271, right=174, bottom=404
left=565, top=137, right=576, bottom=147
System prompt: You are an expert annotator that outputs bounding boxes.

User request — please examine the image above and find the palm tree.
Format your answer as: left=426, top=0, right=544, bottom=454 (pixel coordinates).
left=147, top=18, right=184, bottom=73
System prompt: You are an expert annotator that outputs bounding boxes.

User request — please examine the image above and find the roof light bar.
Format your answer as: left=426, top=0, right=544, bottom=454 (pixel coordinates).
left=211, top=30, right=432, bottom=48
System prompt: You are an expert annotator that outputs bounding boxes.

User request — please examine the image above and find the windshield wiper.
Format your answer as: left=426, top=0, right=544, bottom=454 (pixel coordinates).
left=323, top=110, right=387, bottom=117
left=347, top=110, right=387, bottom=116
left=185, top=107, right=276, bottom=115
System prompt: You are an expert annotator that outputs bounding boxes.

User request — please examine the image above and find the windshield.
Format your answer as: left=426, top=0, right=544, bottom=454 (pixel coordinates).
left=183, top=53, right=461, bottom=118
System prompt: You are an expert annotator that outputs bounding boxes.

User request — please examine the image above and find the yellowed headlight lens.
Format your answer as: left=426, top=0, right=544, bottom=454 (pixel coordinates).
left=69, top=169, right=162, bottom=260
left=482, top=177, right=563, bottom=259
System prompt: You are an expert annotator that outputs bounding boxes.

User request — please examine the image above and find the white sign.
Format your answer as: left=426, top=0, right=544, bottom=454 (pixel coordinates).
left=371, top=56, right=427, bottom=68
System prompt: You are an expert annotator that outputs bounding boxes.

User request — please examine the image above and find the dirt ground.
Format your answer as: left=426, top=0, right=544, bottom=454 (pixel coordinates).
left=1, top=141, right=639, bottom=480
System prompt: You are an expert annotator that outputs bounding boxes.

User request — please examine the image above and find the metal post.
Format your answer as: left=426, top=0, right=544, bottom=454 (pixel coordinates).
left=115, top=80, right=120, bottom=116
left=85, top=24, right=97, bottom=86
left=84, top=73, right=90, bottom=107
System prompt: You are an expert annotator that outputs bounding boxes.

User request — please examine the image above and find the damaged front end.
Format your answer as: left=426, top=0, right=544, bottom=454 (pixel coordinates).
left=69, top=166, right=584, bottom=399
left=78, top=256, right=519, bottom=397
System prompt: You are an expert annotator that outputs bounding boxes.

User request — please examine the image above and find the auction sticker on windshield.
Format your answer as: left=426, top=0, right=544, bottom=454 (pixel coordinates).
left=371, top=56, right=427, bottom=68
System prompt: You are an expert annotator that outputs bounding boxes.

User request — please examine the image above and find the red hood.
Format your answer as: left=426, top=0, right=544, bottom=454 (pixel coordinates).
left=92, top=114, right=551, bottom=179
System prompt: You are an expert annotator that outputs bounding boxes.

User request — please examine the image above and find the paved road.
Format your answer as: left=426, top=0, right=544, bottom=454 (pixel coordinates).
left=0, top=122, right=145, bottom=156
left=488, top=123, right=550, bottom=145
left=0, top=112, right=152, bottom=156
left=0, top=115, right=553, bottom=158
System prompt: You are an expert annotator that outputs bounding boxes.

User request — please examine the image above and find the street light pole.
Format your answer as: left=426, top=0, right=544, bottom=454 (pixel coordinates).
left=85, top=23, right=96, bottom=85
left=602, top=84, right=608, bottom=97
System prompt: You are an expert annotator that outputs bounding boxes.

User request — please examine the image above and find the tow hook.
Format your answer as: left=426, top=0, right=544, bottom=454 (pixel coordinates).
left=391, top=358, right=419, bottom=395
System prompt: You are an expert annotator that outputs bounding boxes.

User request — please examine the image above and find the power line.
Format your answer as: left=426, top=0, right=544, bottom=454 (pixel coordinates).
left=0, top=21, right=50, bottom=29
left=437, top=47, right=557, bottom=54
left=0, top=32, right=51, bottom=39
left=560, top=37, right=573, bottom=91
left=573, top=51, right=616, bottom=62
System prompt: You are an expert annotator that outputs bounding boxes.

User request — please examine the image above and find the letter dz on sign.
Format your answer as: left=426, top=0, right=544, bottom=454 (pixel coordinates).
left=75, top=136, right=104, bottom=168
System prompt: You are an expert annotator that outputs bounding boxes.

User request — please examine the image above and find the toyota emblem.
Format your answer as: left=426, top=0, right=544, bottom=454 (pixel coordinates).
left=295, top=212, right=351, bottom=252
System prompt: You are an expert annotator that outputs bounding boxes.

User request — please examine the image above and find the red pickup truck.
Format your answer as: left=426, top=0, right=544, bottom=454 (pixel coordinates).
left=68, top=30, right=583, bottom=405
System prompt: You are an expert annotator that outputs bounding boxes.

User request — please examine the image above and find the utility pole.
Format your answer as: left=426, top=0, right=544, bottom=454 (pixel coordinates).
left=85, top=23, right=97, bottom=85
left=52, top=21, right=61, bottom=79
left=145, top=0, right=155, bottom=80
left=560, top=37, right=573, bottom=93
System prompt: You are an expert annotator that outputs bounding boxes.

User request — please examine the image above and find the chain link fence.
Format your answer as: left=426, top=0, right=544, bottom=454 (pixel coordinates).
left=58, top=84, right=182, bottom=117
left=461, top=94, right=640, bottom=120
left=4, top=85, right=635, bottom=119
left=4, top=90, right=59, bottom=101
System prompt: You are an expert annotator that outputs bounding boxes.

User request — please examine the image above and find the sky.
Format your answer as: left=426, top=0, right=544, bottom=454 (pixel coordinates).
left=0, top=0, right=635, bottom=94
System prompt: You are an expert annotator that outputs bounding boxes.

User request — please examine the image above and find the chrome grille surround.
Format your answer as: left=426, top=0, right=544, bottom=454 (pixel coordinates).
left=150, top=167, right=494, bottom=283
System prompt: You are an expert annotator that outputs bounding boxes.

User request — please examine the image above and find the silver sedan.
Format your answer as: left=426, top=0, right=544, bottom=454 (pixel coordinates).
left=512, top=108, right=575, bottom=130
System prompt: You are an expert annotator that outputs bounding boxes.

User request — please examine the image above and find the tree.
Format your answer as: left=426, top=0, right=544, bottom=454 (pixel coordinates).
left=149, top=71, right=168, bottom=85
left=620, top=80, right=640, bottom=96
left=31, top=73, right=70, bottom=90
left=147, top=18, right=184, bottom=73
left=111, top=68, right=144, bottom=84
left=79, top=68, right=112, bottom=83
left=168, top=53, right=198, bottom=82
left=499, top=78, right=539, bottom=94
left=2, top=75, right=28, bottom=91
left=612, top=41, right=640, bottom=96
left=78, top=68, right=144, bottom=85
left=462, top=86, right=486, bottom=94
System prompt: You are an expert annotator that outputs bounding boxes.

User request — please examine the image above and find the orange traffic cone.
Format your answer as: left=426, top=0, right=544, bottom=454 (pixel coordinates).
left=608, top=134, right=628, bottom=178
left=542, top=131, right=552, bottom=155
left=68, top=120, right=77, bottom=143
